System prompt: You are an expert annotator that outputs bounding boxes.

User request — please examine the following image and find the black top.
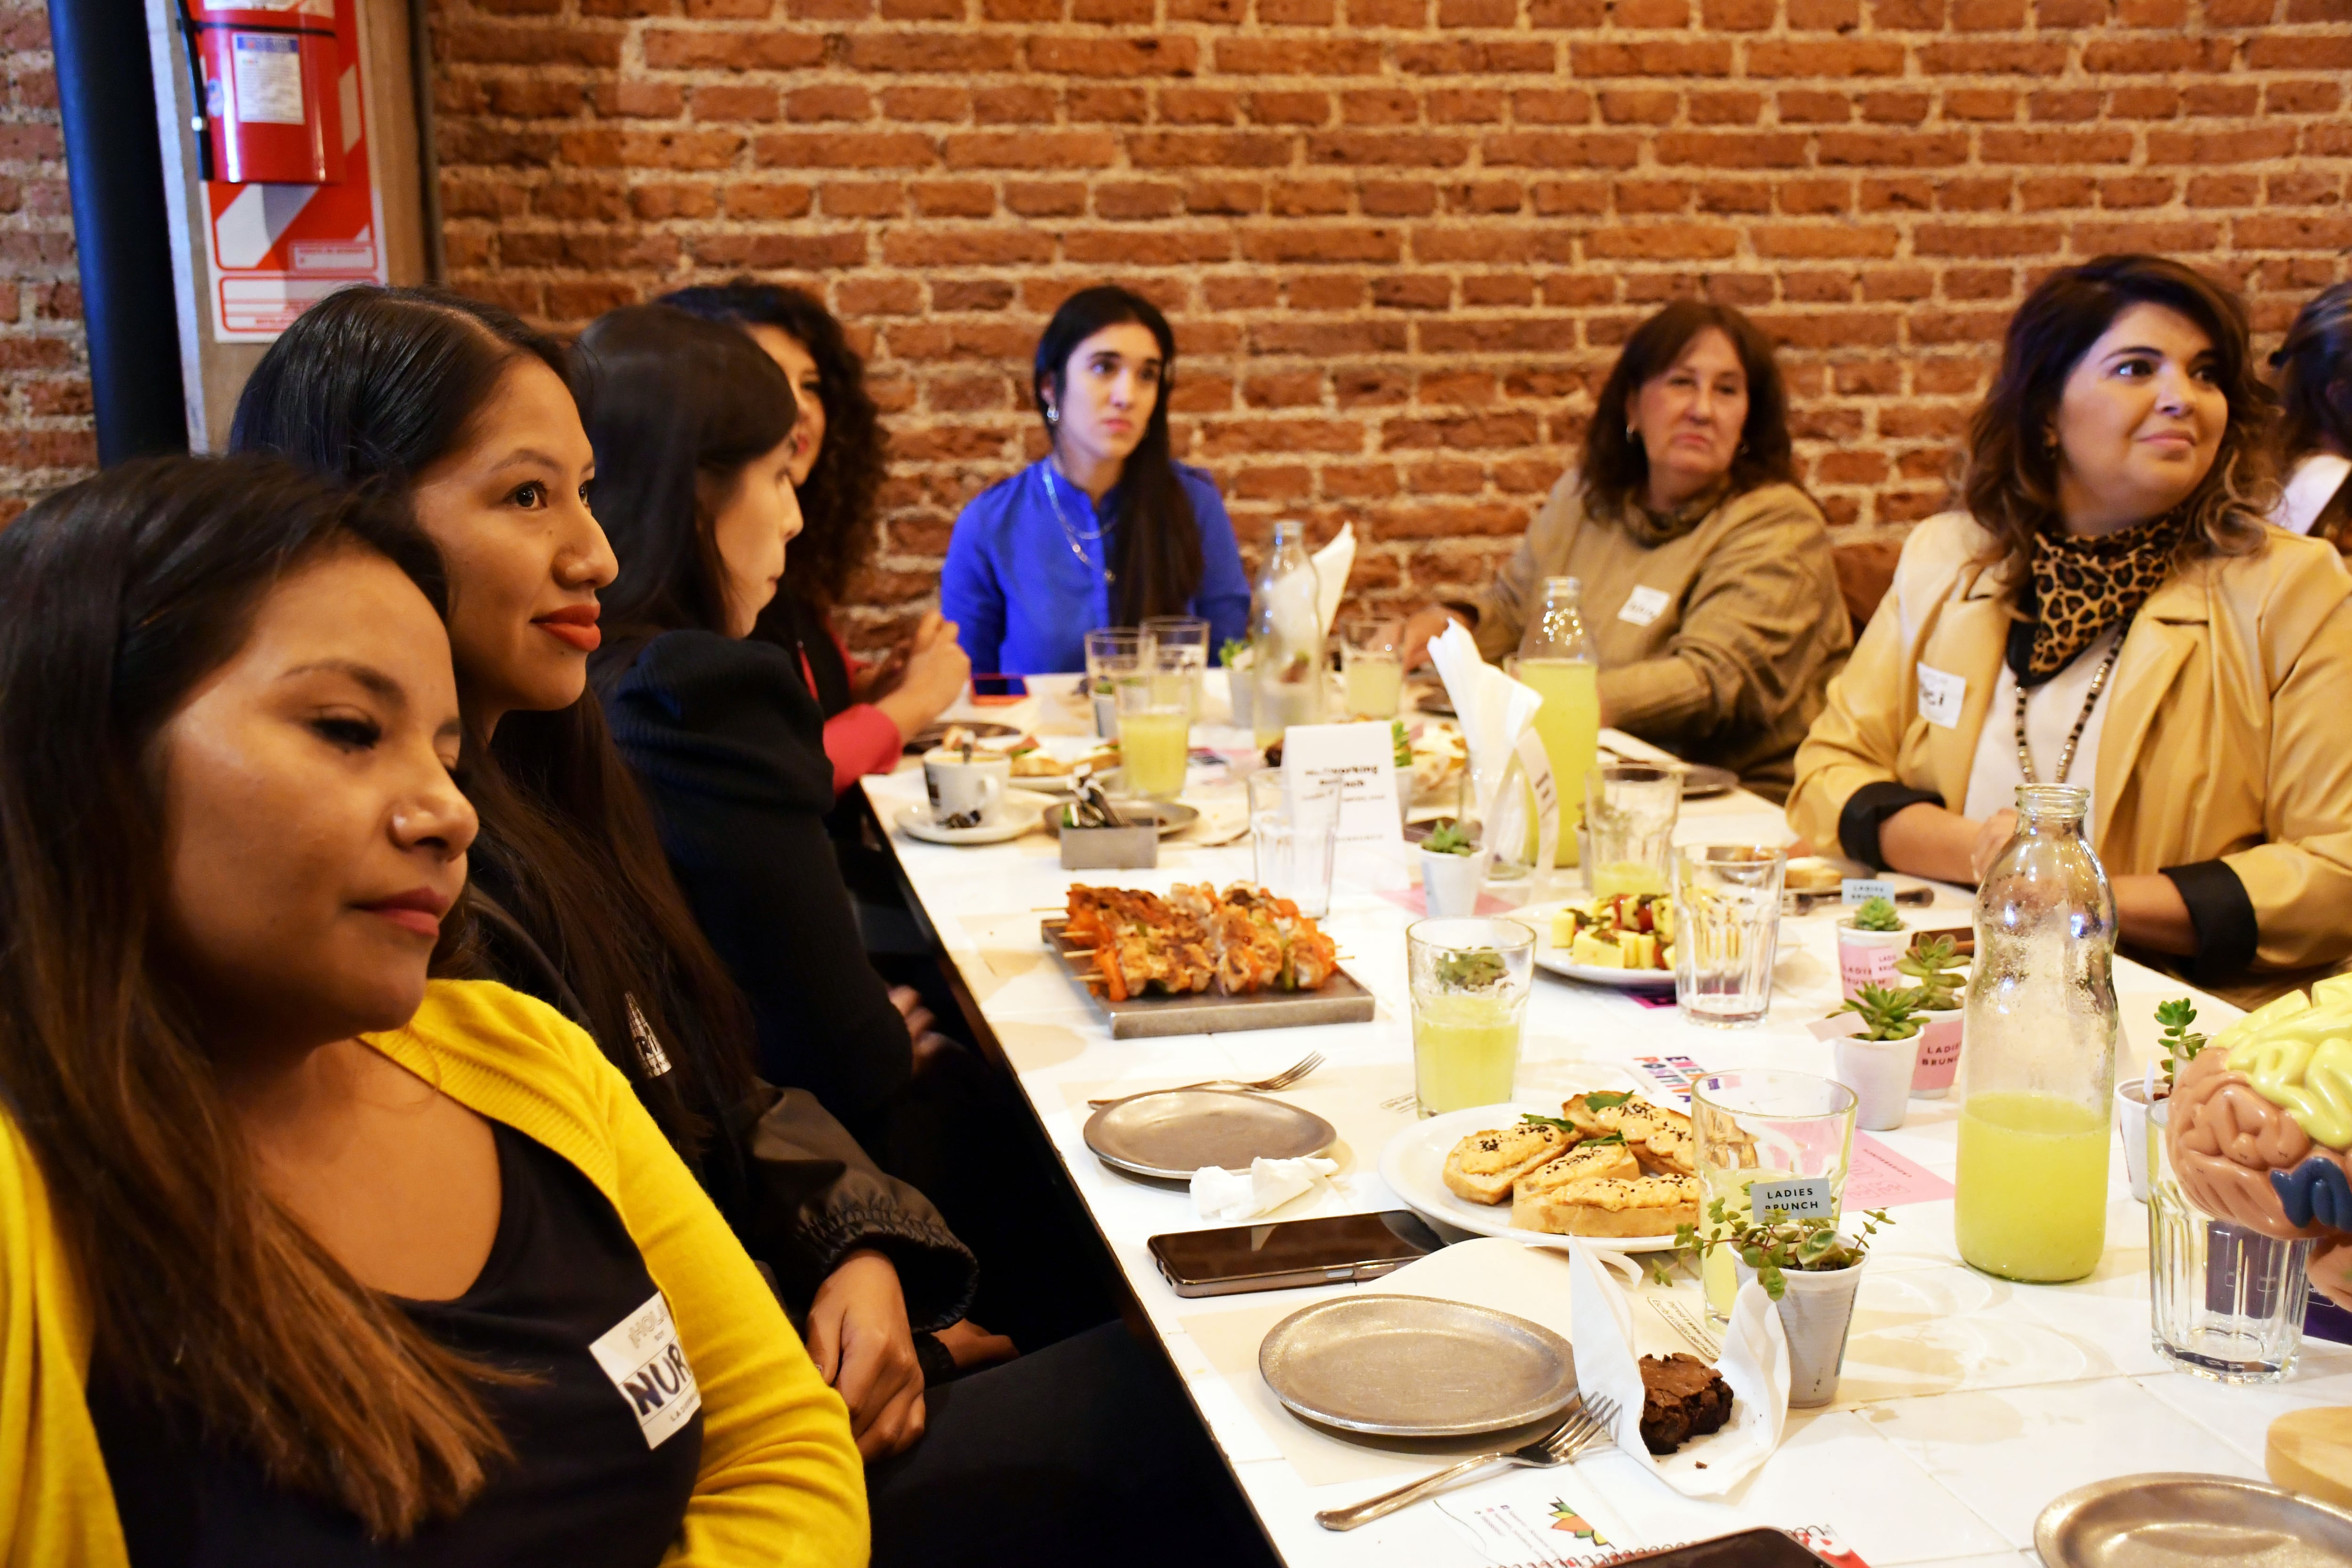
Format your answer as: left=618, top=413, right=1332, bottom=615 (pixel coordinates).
left=90, top=1122, right=705, bottom=1568
left=755, top=590, right=855, bottom=720
left=593, top=630, right=913, bottom=1131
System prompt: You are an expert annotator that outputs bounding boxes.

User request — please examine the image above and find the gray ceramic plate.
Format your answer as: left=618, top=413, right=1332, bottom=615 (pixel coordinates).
left=1082, top=1089, right=1335, bottom=1180
left=2034, top=1472, right=2352, bottom=1567
left=1259, top=1296, right=1579, bottom=1438
left=1042, top=799, right=1200, bottom=838
left=905, top=719, right=1020, bottom=755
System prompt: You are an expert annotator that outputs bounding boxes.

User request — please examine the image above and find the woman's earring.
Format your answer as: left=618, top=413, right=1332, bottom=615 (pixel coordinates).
left=1625, top=425, right=1637, bottom=442
left=1047, top=405, right=1060, bottom=426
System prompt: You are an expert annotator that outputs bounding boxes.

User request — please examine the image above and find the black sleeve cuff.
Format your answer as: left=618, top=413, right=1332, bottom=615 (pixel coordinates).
left=2160, top=860, right=2260, bottom=980
left=1837, top=781, right=1946, bottom=869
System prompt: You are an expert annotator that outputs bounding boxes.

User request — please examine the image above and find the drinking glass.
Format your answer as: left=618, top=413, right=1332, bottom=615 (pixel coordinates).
left=1406, top=916, right=1536, bottom=1118
left=1339, top=614, right=1406, bottom=719
left=1084, top=628, right=1142, bottom=740
left=1585, top=764, right=1681, bottom=897
left=2148, top=1105, right=2311, bottom=1383
left=1142, top=615, right=1209, bottom=721
left=1116, top=673, right=1191, bottom=801
left=1248, top=767, right=1336, bottom=918
left=1691, top=1069, right=1859, bottom=1322
left=1672, top=844, right=1786, bottom=1027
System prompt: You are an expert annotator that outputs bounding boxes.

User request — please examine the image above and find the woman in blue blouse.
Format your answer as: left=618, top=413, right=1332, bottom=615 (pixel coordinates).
left=941, top=286, right=1249, bottom=675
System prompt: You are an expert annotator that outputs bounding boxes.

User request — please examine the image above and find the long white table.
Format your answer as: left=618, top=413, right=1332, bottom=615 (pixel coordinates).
left=864, top=674, right=2347, bottom=1567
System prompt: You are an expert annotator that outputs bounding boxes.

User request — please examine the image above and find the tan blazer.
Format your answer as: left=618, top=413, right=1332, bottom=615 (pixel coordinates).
left=1468, top=472, right=1851, bottom=798
left=1789, top=511, right=2352, bottom=973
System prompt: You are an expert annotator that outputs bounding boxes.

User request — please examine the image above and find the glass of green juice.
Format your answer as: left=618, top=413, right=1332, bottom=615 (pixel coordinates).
left=1585, top=763, right=1681, bottom=897
left=1690, top=1070, right=1859, bottom=1322
left=1406, top=917, right=1536, bottom=1118
left=1115, top=673, right=1191, bottom=801
left=1339, top=614, right=1406, bottom=719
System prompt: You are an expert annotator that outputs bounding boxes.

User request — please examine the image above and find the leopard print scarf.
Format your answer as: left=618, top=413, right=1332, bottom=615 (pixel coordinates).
left=2011, top=512, right=2187, bottom=685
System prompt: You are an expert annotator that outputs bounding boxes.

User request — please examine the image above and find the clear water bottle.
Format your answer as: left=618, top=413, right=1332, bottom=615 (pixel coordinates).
left=1954, top=784, right=2119, bottom=1282
left=1250, top=519, right=1324, bottom=749
left=1510, top=577, right=1599, bottom=869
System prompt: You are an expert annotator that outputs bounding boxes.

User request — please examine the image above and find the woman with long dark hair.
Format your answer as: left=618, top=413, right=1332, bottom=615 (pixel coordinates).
left=1792, top=255, right=2352, bottom=978
left=1399, top=299, right=1848, bottom=798
left=232, top=285, right=985, bottom=1463
left=661, top=281, right=969, bottom=795
left=939, top=285, right=1249, bottom=675
left=0, top=454, right=860, bottom=1560
left=2270, top=281, right=2352, bottom=545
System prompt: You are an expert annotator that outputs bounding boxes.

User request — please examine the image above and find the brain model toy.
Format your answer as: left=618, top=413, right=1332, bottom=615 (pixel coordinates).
left=2166, top=976, right=2352, bottom=1310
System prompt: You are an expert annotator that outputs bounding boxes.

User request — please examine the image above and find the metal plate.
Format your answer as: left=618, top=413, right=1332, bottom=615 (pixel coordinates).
left=1083, top=1089, right=1337, bottom=1180
left=2035, top=1472, right=2352, bottom=1567
left=1259, top=1295, right=1579, bottom=1438
left=1041, top=799, right=1200, bottom=838
left=1042, top=919, right=1377, bottom=1038
left=906, top=719, right=1021, bottom=755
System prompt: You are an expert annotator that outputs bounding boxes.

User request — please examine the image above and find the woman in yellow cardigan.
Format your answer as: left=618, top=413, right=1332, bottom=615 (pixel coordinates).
left=1791, top=255, right=2352, bottom=979
left=0, top=456, right=863, bottom=1564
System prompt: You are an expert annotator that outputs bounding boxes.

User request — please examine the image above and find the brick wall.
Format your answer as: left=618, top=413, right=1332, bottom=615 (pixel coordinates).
left=0, top=2, right=92, bottom=523
left=429, top=0, right=2352, bottom=644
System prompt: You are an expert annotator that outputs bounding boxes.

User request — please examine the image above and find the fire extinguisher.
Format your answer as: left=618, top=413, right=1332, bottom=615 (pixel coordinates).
left=175, top=0, right=346, bottom=187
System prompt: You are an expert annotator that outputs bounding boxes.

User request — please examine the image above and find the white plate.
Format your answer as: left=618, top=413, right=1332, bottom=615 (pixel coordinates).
left=1377, top=1103, right=1682, bottom=1253
left=893, top=795, right=1048, bottom=846
left=1518, top=899, right=1678, bottom=991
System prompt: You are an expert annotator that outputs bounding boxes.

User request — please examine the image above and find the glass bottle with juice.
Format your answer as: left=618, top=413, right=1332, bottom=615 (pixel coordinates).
left=1954, top=785, right=2118, bottom=1282
left=1513, top=577, right=1599, bottom=869
left=1250, top=520, right=1325, bottom=750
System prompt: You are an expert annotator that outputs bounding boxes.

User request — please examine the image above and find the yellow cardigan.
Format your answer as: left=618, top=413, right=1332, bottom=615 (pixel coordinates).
left=1790, top=512, right=2352, bottom=973
left=0, top=979, right=867, bottom=1568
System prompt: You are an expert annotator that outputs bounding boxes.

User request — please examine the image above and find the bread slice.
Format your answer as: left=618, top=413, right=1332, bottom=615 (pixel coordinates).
left=1562, top=1091, right=1692, bottom=1145
left=1512, top=1174, right=1702, bottom=1238
left=1635, top=1122, right=1696, bottom=1177
left=1507, top=1140, right=1643, bottom=1228
left=1443, top=1122, right=1572, bottom=1205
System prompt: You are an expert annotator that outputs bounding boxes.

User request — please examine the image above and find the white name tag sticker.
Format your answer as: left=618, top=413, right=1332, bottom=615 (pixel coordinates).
left=1915, top=663, right=1965, bottom=729
left=590, top=1291, right=702, bottom=1449
left=1618, top=584, right=1672, bottom=628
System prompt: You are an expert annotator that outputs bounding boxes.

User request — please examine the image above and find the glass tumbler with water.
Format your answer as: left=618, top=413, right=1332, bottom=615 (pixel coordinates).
left=1084, top=628, right=1141, bottom=740
left=2148, top=1106, right=2312, bottom=1383
left=1692, top=1070, right=1858, bottom=1321
left=1247, top=768, right=1336, bottom=919
left=1586, top=763, right=1681, bottom=897
left=1407, top=917, right=1536, bottom=1117
left=1142, top=615, right=1208, bottom=721
left=1955, top=785, right=2118, bottom=1284
left=1672, top=845, right=1786, bottom=1027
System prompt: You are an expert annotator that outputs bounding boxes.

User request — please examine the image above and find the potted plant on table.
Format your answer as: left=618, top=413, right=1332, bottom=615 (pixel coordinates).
left=1679, top=1202, right=1895, bottom=1408
left=1419, top=816, right=1489, bottom=917
left=1830, top=982, right=1923, bottom=1132
left=2118, top=998, right=2205, bottom=1201
left=1895, top=935, right=1968, bottom=1099
left=1835, top=895, right=1909, bottom=1002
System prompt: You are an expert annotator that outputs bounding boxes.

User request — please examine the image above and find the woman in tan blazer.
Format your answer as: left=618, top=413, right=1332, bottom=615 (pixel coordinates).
left=1791, top=255, right=2352, bottom=979
left=1401, top=301, right=1850, bottom=800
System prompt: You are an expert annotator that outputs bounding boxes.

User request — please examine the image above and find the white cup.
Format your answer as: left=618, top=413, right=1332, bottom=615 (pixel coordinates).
left=1832, top=1035, right=1914, bottom=1132
left=923, top=749, right=1008, bottom=829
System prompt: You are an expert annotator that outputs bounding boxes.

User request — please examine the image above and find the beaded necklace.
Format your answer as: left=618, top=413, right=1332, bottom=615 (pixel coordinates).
left=2014, top=633, right=2123, bottom=786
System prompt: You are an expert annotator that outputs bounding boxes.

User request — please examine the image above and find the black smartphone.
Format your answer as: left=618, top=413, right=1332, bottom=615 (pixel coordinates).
left=1613, top=1528, right=1839, bottom=1567
left=969, top=673, right=1028, bottom=703
left=1149, top=1210, right=1442, bottom=1297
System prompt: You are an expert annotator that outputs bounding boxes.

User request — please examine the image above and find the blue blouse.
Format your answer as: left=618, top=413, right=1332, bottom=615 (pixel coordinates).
left=940, top=460, right=1252, bottom=676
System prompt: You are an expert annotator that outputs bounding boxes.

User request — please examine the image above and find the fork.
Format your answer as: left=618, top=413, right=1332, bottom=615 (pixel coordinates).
left=1314, top=1394, right=1620, bottom=1532
left=1085, top=1051, right=1324, bottom=1109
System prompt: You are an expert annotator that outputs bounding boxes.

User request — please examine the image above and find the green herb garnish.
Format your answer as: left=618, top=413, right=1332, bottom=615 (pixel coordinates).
left=1581, top=1090, right=1634, bottom=1110
left=1520, top=1113, right=1577, bottom=1134
left=1435, top=947, right=1508, bottom=990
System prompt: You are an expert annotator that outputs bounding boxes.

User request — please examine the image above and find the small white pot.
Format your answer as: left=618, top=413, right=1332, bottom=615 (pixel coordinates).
left=1738, top=1257, right=1865, bottom=1409
left=1832, top=1033, right=1915, bottom=1132
left=1420, top=846, right=1490, bottom=918
left=1835, top=920, right=1909, bottom=1002
left=1225, top=660, right=1254, bottom=729
left=2117, top=1078, right=2159, bottom=1203
left=1911, top=1008, right=1963, bottom=1099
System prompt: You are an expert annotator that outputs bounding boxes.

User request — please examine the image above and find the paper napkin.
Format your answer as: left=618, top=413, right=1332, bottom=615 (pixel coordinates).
left=1427, top=621, right=1544, bottom=823
left=1311, top=522, right=1356, bottom=639
left=1566, top=1240, right=1789, bottom=1497
left=1191, top=1155, right=1340, bottom=1220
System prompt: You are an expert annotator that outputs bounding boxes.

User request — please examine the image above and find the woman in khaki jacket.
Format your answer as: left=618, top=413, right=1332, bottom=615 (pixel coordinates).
left=1791, top=255, right=2352, bottom=979
left=1401, top=301, right=1850, bottom=800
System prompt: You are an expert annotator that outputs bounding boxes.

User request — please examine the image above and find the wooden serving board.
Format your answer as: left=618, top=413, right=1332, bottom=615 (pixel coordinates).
left=1041, top=919, right=1377, bottom=1040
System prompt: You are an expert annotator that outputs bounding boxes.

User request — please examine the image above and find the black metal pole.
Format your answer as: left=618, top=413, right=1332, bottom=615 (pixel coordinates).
left=48, top=0, right=189, bottom=463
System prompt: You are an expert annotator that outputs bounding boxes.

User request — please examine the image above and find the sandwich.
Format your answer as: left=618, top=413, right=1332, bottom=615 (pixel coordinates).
left=1511, top=1173, right=1702, bottom=1238
left=1506, top=1138, right=1644, bottom=1229
left=1443, top=1122, right=1572, bottom=1205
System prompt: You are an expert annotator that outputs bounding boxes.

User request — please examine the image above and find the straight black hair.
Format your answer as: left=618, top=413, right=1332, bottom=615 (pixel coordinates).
left=1033, top=286, right=1202, bottom=626
left=230, top=285, right=758, bottom=1171
left=572, top=303, right=798, bottom=640
left=1580, top=299, right=1798, bottom=519
left=2272, top=282, right=2352, bottom=546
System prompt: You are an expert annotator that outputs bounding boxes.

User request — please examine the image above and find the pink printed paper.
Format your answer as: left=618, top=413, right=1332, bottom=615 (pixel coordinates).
left=1845, top=1132, right=1955, bottom=1209
left=1380, top=885, right=1520, bottom=918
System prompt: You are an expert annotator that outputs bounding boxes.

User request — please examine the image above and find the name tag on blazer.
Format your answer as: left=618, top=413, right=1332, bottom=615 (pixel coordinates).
left=1916, top=663, right=1966, bottom=729
left=1618, top=584, right=1672, bottom=628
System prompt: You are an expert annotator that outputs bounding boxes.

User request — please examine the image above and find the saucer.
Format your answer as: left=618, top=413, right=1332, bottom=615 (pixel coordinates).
left=894, top=802, right=1040, bottom=846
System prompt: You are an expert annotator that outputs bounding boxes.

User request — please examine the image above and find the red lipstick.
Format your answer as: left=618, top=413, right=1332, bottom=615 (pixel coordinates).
left=535, top=602, right=601, bottom=652
left=360, top=887, right=451, bottom=939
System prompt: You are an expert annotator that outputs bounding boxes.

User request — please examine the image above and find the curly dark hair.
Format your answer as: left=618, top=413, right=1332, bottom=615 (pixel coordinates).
left=1962, top=254, right=2273, bottom=584
left=1579, top=299, right=1798, bottom=519
left=659, top=280, right=888, bottom=610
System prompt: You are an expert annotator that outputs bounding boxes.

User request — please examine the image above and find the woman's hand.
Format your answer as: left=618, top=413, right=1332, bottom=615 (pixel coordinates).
left=1878, top=802, right=1986, bottom=887
left=1969, top=809, right=2018, bottom=884
left=875, top=612, right=971, bottom=742
left=1399, top=605, right=1465, bottom=672
left=806, top=1249, right=927, bottom=1461
left=889, top=984, right=956, bottom=1072
left=934, top=1318, right=1020, bottom=1373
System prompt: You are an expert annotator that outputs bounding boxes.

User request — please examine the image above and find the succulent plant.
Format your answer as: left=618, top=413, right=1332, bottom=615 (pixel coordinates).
left=1897, top=935, right=1966, bottom=1011
left=2156, top=997, right=2207, bottom=1087
left=1839, top=980, right=1924, bottom=1042
left=1676, top=1201, right=1894, bottom=1300
left=1849, top=895, right=1904, bottom=932
left=1423, top=817, right=1477, bottom=856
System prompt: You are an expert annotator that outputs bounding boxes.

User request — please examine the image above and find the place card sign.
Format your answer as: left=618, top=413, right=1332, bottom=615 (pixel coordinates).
left=1841, top=877, right=1897, bottom=906
left=1280, top=722, right=1405, bottom=856
left=1745, top=1175, right=1837, bottom=1220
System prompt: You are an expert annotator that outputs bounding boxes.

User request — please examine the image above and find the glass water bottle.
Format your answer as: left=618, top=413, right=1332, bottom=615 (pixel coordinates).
left=1511, top=577, right=1600, bottom=868
left=1250, top=520, right=1325, bottom=749
left=1954, top=785, right=2119, bottom=1282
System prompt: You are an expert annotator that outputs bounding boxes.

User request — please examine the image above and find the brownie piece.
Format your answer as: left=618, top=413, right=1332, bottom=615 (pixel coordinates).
left=1637, top=1353, right=1734, bottom=1454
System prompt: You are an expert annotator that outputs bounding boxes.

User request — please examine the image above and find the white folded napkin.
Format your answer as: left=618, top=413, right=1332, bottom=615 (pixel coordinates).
left=1190, top=1155, right=1339, bottom=1221
left=1566, top=1239, right=1789, bottom=1497
left=1311, top=523, right=1356, bottom=638
left=1427, top=621, right=1544, bottom=825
